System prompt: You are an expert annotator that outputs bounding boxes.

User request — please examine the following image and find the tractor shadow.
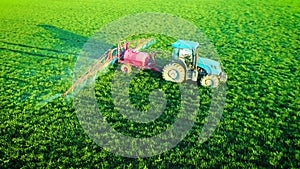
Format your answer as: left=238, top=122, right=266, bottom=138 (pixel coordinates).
left=1, top=24, right=89, bottom=62
left=1, top=25, right=93, bottom=104
left=37, top=24, right=88, bottom=50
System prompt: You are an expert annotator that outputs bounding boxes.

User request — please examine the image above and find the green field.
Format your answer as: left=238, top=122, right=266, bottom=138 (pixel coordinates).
left=0, top=0, right=299, bottom=168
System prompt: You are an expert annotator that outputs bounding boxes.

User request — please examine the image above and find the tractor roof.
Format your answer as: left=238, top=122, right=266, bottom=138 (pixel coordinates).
left=172, top=40, right=199, bottom=49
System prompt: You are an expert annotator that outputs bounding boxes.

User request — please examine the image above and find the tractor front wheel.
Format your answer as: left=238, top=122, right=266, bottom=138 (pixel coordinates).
left=219, top=72, right=227, bottom=83
left=162, top=62, right=185, bottom=83
left=201, top=75, right=219, bottom=88
left=121, top=64, right=132, bottom=73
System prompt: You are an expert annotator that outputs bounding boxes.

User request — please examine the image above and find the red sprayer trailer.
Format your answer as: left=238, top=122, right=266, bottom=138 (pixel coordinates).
left=62, top=38, right=159, bottom=96
left=115, top=39, right=159, bottom=73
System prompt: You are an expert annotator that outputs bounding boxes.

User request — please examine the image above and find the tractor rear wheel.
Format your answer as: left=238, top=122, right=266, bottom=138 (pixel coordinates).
left=162, top=62, right=185, bottom=83
left=121, top=64, right=132, bottom=73
left=201, top=75, right=219, bottom=88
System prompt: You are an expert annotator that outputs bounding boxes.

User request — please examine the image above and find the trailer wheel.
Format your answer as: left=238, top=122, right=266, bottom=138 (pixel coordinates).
left=121, top=64, right=132, bottom=73
left=162, top=62, right=185, bottom=83
left=201, top=75, right=219, bottom=88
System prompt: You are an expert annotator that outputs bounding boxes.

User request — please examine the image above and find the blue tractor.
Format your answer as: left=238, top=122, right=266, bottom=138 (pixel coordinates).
left=162, top=40, right=227, bottom=88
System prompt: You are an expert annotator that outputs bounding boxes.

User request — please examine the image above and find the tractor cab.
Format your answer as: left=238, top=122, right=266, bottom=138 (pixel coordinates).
left=171, top=40, right=199, bottom=68
left=171, top=40, right=222, bottom=75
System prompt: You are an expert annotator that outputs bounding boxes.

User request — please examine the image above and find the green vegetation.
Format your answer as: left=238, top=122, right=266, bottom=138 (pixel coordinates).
left=0, top=0, right=299, bottom=168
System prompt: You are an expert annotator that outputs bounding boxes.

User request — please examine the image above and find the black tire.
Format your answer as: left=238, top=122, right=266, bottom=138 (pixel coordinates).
left=219, top=72, right=227, bottom=83
left=162, top=62, right=185, bottom=83
left=120, top=64, right=132, bottom=73
left=201, top=75, right=219, bottom=88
